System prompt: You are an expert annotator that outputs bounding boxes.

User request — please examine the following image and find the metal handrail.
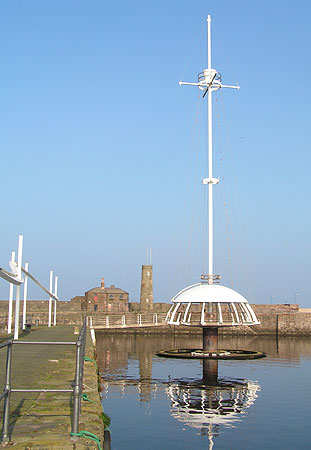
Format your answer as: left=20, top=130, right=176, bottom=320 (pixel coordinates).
left=0, top=319, right=87, bottom=445
left=88, top=312, right=167, bottom=328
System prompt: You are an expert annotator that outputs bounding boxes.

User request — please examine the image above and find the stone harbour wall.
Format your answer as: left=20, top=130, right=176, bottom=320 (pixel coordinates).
left=277, top=312, right=311, bottom=335
left=252, top=304, right=299, bottom=314
left=0, top=300, right=310, bottom=335
left=0, top=300, right=83, bottom=327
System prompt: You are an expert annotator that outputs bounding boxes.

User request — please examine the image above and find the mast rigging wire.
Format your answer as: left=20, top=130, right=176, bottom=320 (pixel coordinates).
left=214, top=91, right=254, bottom=302
left=213, top=23, right=240, bottom=90
left=215, top=93, right=234, bottom=287
left=179, top=24, right=205, bottom=85
left=172, top=92, right=203, bottom=292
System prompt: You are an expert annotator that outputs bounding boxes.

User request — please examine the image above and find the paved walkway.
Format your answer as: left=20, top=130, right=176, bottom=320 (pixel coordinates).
left=0, top=326, right=104, bottom=449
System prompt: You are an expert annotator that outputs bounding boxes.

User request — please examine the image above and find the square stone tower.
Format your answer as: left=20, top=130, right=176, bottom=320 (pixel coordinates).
left=139, top=265, right=153, bottom=311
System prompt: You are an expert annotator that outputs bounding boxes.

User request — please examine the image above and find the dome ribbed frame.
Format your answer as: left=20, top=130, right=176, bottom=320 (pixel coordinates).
left=165, top=284, right=260, bottom=328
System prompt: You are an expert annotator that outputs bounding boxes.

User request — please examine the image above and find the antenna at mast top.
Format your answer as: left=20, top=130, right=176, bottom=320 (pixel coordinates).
left=207, top=15, right=212, bottom=70
left=179, top=15, right=239, bottom=92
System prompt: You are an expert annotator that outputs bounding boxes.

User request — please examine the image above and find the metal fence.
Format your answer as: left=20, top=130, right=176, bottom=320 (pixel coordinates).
left=0, top=319, right=87, bottom=444
left=87, top=312, right=167, bottom=329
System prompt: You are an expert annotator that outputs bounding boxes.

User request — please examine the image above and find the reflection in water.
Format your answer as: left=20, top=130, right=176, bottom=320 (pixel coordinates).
left=166, top=356, right=259, bottom=448
left=97, top=333, right=261, bottom=447
left=96, top=333, right=311, bottom=449
left=167, top=377, right=260, bottom=449
left=203, top=360, right=218, bottom=385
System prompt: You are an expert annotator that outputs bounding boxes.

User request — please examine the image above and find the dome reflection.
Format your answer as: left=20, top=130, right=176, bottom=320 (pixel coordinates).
left=166, top=371, right=260, bottom=448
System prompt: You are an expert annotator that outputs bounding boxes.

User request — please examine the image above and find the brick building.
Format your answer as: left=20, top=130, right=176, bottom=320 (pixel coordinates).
left=84, top=278, right=129, bottom=313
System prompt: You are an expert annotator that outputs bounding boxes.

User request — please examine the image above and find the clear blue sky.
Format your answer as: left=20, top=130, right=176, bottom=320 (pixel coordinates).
left=0, top=1, right=310, bottom=306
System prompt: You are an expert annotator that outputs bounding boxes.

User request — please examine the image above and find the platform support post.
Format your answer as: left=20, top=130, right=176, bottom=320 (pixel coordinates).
left=203, top=326, right=218, bottom=352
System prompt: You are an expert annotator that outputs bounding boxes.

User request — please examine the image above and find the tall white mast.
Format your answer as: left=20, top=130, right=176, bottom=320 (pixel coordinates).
left=179, top=15, right=239, bottom=284
left=207, top=15, right=214, bottom=280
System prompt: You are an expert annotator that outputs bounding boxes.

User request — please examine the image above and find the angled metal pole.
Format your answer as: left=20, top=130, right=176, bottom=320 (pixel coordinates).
left=14, top=235, right=23, bottom=340
left=21, top=267, right=58, bottom=301
left=22, top=262, right=29, bottom=330
left=53, top=276, right=58, bottom=326
left=48, top=270, right=53, bottom=327
left=7, top=252, right=15, bottom=334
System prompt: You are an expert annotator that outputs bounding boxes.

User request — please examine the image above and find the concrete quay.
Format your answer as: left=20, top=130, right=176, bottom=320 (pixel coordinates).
left=0, top=326, right=105, bottom=449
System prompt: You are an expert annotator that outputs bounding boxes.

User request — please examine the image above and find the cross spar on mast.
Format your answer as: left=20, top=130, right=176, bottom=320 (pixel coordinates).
left=179, top=15, right=239, bottom=285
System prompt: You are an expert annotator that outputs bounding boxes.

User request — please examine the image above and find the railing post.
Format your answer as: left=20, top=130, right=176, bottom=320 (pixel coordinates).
left=155, top=313, right=158, bottom=325
left=53, top=299, right=57, bottom=326
left=138, top=314, right=142, bottom=326
left=122, top=315, right=126, bottom=327
left=53, top=275, right=58, bottom=327
left=22, top=262, right=29, bottom=330
left=13, top=235, right=23, bottom=340
left=80, top=322, right=86, bottom=408
left=7, top=252, right=15, bottom=334
left=106, top=316, right=109, bottom=328
left=72, top=340, right=82, bottom=437
left=2, top=341, right=13, bottom=444
left=48, top=270, right=53, bottom=328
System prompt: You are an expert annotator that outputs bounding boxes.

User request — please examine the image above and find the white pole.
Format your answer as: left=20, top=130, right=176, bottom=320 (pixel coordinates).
left=179, top=15, right=239, bottom=284
left=48, top=270, right=53, bottom=327
left=150, top=246, right=152, bottom=265
left=22, top=262, right=29, bottom=330
left=207, top=15, right=214, bottom=281
left=53, top=276, right=58, bottom=326
left=14, top=235, right=23, bottom=340
left=7, top=251, right=15, bottom=334
left=207, top=15, right=212, bottom=70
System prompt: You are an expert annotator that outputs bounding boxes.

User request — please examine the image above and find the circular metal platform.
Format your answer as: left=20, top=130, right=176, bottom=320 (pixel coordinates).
left=156, top=348, right=266, bottom=360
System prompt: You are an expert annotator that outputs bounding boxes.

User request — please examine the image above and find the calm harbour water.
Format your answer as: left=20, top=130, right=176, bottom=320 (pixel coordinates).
left=96, top=333, right=311, bottom=450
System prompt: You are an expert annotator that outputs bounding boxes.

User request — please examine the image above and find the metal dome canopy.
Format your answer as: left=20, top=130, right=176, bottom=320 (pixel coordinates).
left=172, top=284, right=249, bottom=303
left=166, top=283, right=260, bottom=327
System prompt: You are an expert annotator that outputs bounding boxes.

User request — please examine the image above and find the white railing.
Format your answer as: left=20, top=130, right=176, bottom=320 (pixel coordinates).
left=0, top=235, right=59, bottom=339
left=88, top=313, right=167, bottom=329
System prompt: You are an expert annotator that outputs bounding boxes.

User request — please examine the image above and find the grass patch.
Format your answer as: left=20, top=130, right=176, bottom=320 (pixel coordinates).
left=101, top=411, right=111, bottom=428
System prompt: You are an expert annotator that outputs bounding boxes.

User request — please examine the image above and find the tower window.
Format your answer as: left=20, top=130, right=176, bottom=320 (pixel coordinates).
left=94, top=305, right=98, bottom=312
left=109, top=294, right=113, bottom=300
left=147, top=271, right=150, bottom=276
left=119, top=294, right=123, bottom=300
